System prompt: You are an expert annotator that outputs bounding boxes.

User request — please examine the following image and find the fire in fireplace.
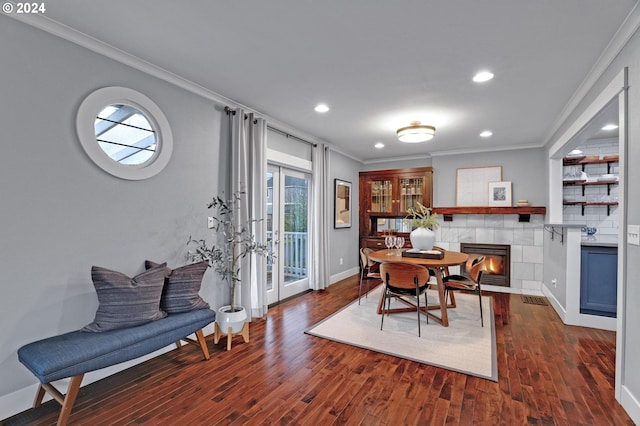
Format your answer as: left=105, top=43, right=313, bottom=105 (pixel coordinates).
left=460, top=243, right=511, bottom=287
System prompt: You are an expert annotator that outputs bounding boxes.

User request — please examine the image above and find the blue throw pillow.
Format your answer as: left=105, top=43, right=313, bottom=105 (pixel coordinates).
left=82, top=264, right=167, bottom=332
left=145, top=260, right=210, bottom=314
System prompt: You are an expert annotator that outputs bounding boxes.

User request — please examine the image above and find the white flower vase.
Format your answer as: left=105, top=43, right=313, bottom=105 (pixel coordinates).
left=216, top=305, right=247, bottom=334
left=410, top=227, right=435, bottom=250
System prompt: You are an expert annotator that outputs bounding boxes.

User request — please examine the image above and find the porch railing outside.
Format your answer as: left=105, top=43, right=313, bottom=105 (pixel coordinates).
left=267, top=231, right=308, bottom=281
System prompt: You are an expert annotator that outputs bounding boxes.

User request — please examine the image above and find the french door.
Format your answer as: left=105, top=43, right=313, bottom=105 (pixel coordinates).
left=266, top=165, right=310, bottom=305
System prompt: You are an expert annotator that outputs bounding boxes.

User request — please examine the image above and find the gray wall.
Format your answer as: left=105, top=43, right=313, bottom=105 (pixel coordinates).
left=0, top=16, right=227, bottom=405
left=544, top=23, right=640, bottom=419
left=432, top=148, right=547, bottom=207
left=329, top=151, right=361, bottom=276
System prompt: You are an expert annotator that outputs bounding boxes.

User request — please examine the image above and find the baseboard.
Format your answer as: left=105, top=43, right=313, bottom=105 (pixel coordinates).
left=621, top=384, right=640, bottom=424
left=542, top=284, right=567, bottom=323
left=482, top=284, right=544, bottom=296
left=330, top=267, right=359, bottom=285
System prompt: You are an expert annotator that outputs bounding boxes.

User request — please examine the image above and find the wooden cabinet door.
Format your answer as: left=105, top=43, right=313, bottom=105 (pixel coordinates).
left=368, top=178, right=394, bottom=214
left=359, top=167, right=433, bottom=238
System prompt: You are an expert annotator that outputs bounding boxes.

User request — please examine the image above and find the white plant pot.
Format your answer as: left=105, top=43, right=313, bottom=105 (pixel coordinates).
left=216, top=305, right=247, bottom=334
left=410, top=227, right=435, bottom=250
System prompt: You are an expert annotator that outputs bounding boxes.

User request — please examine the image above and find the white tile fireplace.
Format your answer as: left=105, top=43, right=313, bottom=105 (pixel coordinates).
left=434, top=214, right=544, bottom=294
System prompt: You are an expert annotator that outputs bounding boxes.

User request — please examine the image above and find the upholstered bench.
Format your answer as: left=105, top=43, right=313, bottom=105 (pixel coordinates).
left=18, top=308, right=215, bottom=426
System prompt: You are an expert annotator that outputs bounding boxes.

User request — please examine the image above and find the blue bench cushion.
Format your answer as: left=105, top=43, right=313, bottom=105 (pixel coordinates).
left=18, top=309, right=215, bottom=383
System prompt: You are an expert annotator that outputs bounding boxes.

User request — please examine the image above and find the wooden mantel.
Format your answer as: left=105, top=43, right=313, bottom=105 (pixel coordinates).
left=432, top=206, right=546, bottom=222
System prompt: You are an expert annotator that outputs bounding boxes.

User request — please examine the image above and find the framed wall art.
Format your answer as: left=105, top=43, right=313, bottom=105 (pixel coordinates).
left=334, top=179, right=352, bottom=228
left=488, top=181, right=512, bottom=206
left=456, top=166, right=502, bottom=206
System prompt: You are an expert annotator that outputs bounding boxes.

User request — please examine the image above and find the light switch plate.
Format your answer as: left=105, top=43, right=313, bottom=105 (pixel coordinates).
left=628, top=225, right=640, bottom=245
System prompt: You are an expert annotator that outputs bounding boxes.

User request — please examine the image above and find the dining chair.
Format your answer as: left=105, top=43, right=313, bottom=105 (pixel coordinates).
left=442, top=256, right=486, bottom=326
left=379, top=262, right=431, bottom=337
left=359, top=248, right=381, bottom=304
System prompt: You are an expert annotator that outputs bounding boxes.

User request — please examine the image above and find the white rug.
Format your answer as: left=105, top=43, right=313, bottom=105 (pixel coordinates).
left=305, top=286, right=497, bottom=381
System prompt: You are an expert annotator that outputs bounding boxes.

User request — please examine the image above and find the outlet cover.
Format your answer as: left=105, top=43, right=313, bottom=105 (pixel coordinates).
left=207, top=217, right=215, bottom=229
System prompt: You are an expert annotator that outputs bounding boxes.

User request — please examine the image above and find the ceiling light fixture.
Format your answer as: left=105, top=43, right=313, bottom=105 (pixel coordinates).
left=480, top=130, right=493, bottom=138
left=374, top=142, right=385, bottom=149
left=601, top=124, right=618, bottom=131
left=397, top=121, right=436, bottom=143
left=314, top=104, right=329, bottom=113
left=473, top=71, right=494, bottom=83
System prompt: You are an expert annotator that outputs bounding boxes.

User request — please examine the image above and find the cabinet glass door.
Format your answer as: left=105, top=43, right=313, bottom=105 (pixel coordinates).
left=370, top=179, right=393, bottom=213
left=399, top=177, right=423, bottom=212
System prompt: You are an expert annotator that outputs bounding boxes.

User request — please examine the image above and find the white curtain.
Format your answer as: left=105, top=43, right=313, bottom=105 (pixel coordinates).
left=230, top=108, right=268, bottom=318
left=309, top=144, right=331, bottom=290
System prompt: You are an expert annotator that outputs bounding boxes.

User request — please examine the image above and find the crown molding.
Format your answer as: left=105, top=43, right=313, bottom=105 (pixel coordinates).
left=543, top=2, right=640, bottom=146
left=361, top=154, right=432, bottom=165
left=5, top=10, right=343, bottom=156
left=8, top=3, right=638, bottom=165
left=428, top=143, right=543, bottom=158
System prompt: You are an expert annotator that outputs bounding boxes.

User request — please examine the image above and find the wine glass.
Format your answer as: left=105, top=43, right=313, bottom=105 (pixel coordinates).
left=384, top=236, right=394, bottom=255
left=394, top=236, right=405, bottom=255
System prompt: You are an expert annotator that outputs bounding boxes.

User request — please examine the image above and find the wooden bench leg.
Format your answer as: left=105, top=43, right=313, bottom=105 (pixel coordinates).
left=174, top=329, right=211, bottom=360
left=34, top=384, right=46, bottom=407
left=195, top=329, right=210, bottom=360
left=35, top=374, right=84, bottom=426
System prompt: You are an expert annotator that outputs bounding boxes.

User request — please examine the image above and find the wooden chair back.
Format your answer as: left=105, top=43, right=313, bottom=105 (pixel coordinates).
left=467, top=256, right=486, bottom=283
left=380, top=262, right=431, bottom=290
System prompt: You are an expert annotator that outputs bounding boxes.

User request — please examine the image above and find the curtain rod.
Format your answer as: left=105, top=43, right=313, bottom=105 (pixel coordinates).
left=225, top=106, right=317, bottom=147
left=267, top=125, right=317, bottom=148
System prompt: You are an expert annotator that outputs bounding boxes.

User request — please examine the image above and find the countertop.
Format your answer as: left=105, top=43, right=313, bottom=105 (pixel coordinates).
left=581, top=235, right=618, bottom=247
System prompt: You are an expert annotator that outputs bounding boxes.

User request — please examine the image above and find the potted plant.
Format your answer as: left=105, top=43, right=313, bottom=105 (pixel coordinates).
left=187, top=191, right=273, bottom=334
left=404, top=202, right=439, bottom=250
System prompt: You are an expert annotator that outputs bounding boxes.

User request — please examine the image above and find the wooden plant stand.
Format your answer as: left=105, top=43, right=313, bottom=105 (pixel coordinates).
left=213, top=322, right=249, bottom=351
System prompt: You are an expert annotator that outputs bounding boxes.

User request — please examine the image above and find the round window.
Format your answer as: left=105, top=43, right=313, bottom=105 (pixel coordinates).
left=77, top=87, right=173, bottom=180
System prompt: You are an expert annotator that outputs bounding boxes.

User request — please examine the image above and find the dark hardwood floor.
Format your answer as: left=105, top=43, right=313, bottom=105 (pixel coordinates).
left=3, top=275, right=634, bottom=425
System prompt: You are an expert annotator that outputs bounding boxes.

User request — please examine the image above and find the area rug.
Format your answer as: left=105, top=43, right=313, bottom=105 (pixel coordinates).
left=305, top=286, right=497, bottom=381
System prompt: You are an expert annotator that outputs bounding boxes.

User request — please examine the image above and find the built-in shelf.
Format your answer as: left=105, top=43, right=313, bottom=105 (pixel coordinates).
left=432, top=206, right=546, bottom=222
left=563, top=179, right=618, bottom=196
left=563, top=156, right=618, bottom=166
left=562, top=201, right=618, bottom=216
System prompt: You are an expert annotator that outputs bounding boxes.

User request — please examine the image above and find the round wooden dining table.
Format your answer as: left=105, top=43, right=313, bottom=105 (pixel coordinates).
left=367, top=249, right=469, bottom=327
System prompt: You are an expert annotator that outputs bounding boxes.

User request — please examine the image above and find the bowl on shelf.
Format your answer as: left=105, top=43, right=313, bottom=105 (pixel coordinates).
left=582, top=227, right=598, bottom=236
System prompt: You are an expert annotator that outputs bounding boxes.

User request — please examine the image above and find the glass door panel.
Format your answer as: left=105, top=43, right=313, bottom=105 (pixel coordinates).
left=370, top=179, right=393, bottom=213
left=399, top=177, right=423, bottom=212
left=267, top=165, right=310, bottom=305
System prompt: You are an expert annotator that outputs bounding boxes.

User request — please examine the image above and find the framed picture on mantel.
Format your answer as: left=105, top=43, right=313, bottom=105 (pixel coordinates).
left=456, top=166, right=502, bottom=206
left=488, top=181, right=512, bottom=207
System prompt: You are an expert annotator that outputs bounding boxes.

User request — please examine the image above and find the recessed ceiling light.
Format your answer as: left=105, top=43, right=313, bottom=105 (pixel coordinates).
left=314, top=104, right=329, bottom=113
left=480, top=130, right=493, bottom=138
left=473, top=71, right=494, bottom=83
left=601, top=124, right=618, bottom=131
left=374, top=142, right=385, bottom=149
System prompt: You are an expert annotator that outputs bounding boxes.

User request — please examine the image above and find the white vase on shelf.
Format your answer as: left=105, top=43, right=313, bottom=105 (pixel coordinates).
left=409, top=227, right=435, bottom=251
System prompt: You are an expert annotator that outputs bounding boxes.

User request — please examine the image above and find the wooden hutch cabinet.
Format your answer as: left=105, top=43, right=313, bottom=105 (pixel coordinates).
left=359, top=167, right=433, bottom=249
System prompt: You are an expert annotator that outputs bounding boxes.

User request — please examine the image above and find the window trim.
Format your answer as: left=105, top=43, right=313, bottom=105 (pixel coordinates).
left=76, top=87, right=173, bottom=180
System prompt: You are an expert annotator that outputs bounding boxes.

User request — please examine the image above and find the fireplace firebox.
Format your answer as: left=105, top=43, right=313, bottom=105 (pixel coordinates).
left=460, top=243, right=510, bottom=287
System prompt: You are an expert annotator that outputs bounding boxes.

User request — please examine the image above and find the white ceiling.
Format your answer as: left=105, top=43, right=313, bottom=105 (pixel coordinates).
left=38, top=0, right=637, bottom=161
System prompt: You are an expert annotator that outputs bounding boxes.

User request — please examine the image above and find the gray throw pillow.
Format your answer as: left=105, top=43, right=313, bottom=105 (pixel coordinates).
left=145, top=260, right=210, bottom=313
left=82, top=264, right=167, bottom=332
